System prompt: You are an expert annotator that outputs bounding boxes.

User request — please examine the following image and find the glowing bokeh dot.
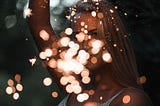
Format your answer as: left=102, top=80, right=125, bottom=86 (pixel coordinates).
left=8, top=79, right=14, bottom=86
left=15, top=74, right=21, bottom=82
left=82, top=77, right=91, bottom=84
left=77, top=93, right=89, bottom=102
left=102, top=52, right=112, bottom=63
left=13, top=93, right=19, bottom=100
left=91, top=11, right=97, bottom=17
left=39, top=52, right=47, bottom=59
left=48, top=59, right=57, bottom=68
left=43, top=77, right=52, bottom=86
left=45, top=48, right=53, bottom=57
left=122, top=95, right=131, bottom=104
left=6, top=86, right=13, bottom=95
left=52, top=91, right=58, bottom=98
left=65, top=28, right=73, bottom=35
left=16, top=84, right=23, bottom=92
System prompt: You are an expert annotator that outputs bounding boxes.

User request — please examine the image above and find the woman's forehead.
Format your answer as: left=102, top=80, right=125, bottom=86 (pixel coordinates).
left=72, top=12, right=98, bottom=32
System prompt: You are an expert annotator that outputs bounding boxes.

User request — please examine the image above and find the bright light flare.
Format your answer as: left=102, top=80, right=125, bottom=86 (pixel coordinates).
left=6, top=87, right=13, bottom=95
left=16, top=84, right=23, bottom=92
left=76, top=32, right=85, bottom=42
left=24, top=8, right=32, bottom=17
left=7, top=79, right=14, bottom=86
left=65, top=28, right=73, bottom=35
left=43, top=77, right=52, bottom=86
left=102, top=51, right=112, bottom=63
left=52, top=91, right=58, bottom=98
left=13, top=93, right=19, bottom=100
left=77, top=93, right=89, bottom=102
left=91, top=11, right=97, bottom=17
left=15, top=74, right=21, bottom=83
left=29, top=57, right=36, bottom=66
left=44, top=48, right=53, bottom=57
left=122, top=95, right=131, bottom=104
left=82, top=76, right=91, bottom=84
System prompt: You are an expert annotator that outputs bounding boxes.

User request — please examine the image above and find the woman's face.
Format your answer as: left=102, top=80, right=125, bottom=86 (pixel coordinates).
left=72, top=12, right=111, bottom=71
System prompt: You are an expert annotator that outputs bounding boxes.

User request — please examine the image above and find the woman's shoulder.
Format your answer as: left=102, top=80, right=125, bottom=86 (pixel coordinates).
left=110, top=87, right=153, bottom=106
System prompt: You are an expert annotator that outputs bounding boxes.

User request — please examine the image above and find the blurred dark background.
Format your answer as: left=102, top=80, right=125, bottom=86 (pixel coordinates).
left=0, top=0, right=160, bottom=106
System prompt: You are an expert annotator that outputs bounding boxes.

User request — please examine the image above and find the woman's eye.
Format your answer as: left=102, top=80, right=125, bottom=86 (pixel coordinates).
left=92, top=32, right=97, bottom=35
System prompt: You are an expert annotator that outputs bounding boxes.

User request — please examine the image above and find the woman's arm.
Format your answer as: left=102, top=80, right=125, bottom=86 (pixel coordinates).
left=27, top=0, right=65, bottom=93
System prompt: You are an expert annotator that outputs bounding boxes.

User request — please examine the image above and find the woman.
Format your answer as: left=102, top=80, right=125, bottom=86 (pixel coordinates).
left=28, top=0, right=152, bottom=106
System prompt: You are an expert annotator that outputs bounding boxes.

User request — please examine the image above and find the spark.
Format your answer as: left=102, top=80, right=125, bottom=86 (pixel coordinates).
left=110, top=9, right=114, bottom=13
left=24, top=8, right=32, bottom=17
left=29, top=57, right=37, bottom=66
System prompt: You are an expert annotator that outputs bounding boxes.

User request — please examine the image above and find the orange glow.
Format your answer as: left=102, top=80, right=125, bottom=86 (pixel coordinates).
left=81, top=69, right=89, bottom=77
left=15, top=74, right=21, bottom=83
left=43, top=77, right=52, bottom=86
left=16, top=84, right=23, bottom=92
left=8, top=79, right=14, bottom=86
left=39, top=52, right=47, bottom=59
left=48, top=58, right=57, bottom=68
left=97, top=12, right=104, bottom=19
left=122, top=95, right=131, bottom=104
left=39, top=30, right=50, bottom=41
left=84, top=102, right=100, bottom=106
left=88, top=90, right=95, bottom=95
left=91, top=48, right=100, bottom=54
left=52, top=48, right=58, bottom=56
left=12, top=86, right=16, bottom=93
left=60, top=76, right=69, bottom=85
left=137, top=76, right=147, bottom=84
left=66, top=84, right=73, bottom=93
left=52, top=91, right=58, bottom=98
left=81, top=22, right=85, bottom=26
left=76, top=32, right=85, bottom=42
left=91, top=57, right=97, bottom=64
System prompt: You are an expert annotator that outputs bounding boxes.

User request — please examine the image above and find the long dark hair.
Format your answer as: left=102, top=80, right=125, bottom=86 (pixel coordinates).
left=71, top=0, right=141, bottom=88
